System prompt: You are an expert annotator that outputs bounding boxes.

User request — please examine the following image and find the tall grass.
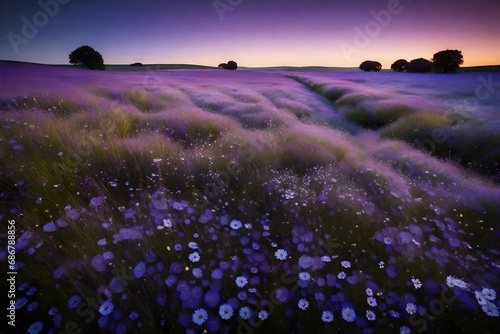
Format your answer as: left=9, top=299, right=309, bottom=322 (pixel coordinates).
left=342, top=102, right=413, bottom=129
left=1, top=63, right=499, bottom=334
left=126, top=89, right=164, bottom=112
left=381, top=112, right=499, bottom=179
left=0, top=95, right=81, bottom=115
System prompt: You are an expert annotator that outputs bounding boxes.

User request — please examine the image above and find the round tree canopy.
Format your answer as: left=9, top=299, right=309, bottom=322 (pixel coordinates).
left=360, top=61, right=382, bottom=72
left=432, top=49, right=463, bottom=73
left=69, top=45, right=105, bottom=70
left=406, top=58, right=433, bottom=73
left=391, top=59, right=408, bottom=72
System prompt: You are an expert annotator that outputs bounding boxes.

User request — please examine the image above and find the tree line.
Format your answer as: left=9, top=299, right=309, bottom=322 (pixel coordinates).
left=68, top=45, right=463, bottom=74
left=68, top=46, right=238, bottom=71
left=360, top=49, right=464, bottom=73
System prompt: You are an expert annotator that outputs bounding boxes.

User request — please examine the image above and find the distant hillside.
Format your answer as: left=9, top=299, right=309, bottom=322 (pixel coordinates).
left=240, top=66, right=359, bottom=72
left=241, top=65, right=500, bottom=72
left=458, top=65, right=500, bottom=72
left=0, top=60, right=217, bottom=71
left=105, top=64, right=217, bottom=71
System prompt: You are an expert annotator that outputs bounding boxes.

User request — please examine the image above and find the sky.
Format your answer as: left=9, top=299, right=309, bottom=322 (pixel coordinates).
left=1, top=0, right=499, bottom=68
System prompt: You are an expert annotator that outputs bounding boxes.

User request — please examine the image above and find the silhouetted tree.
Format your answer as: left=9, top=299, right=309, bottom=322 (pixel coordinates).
left=432, top=49, right=463, bottom=73
left=391, top=59, right=408, bottom=72
left=359, top=60, right=382, bottom=72
left=406, top=58, right=433, bottom=73
left=218, top=60, right=238, bottom=70
left=69, top=46, right=105, bottom=70
left=130, top=62, right=143, bottom=67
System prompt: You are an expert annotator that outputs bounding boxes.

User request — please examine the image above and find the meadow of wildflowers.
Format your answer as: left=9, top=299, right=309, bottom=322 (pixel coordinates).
left=0, top=62, right=499, bottom=333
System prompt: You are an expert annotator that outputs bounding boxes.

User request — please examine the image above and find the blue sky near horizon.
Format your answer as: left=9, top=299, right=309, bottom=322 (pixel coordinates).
left=0, top=0, right=499, bottom=68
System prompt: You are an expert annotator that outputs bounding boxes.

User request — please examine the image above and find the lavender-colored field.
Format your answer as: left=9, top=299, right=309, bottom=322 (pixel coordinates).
left=1, top=62, right=499, bottom=333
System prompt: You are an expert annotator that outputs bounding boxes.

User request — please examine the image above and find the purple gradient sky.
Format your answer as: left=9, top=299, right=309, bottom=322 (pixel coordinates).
left=1, top=0, right=499, bottom=68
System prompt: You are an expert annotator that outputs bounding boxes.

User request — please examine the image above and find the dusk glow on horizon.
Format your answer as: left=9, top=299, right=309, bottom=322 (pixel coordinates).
left=1, top=0, right=500, bottom=68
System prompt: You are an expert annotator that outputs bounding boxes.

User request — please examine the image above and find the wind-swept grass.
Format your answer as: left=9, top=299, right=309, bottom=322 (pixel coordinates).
left=1, top=63, right=499, bottom=334
left=0, top=95, right=81, bottom=115
left=290, top=75, right=415, bottom=130
left=160, top=110, right=235, bottom=146
left=276, top=125, right=349, bottom=174
left=381, top=113, right=500, bottom=179
left=343, top=102, right=413, bottom=129
left=273, top=98, right=313, bottom=120
left=126, top=89, right=164, bottom=112
left=287, top=76, right=348, bottom=102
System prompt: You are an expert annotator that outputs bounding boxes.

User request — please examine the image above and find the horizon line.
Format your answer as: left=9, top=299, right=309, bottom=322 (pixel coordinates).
left=2, top=59, right=500, bottom=69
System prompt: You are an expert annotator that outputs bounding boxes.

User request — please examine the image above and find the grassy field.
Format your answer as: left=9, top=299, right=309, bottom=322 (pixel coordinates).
left=0, top=62, right=499, bottom=333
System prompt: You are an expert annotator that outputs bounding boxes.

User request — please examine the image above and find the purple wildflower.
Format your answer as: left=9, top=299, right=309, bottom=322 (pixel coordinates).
left=68, top=295, right=82, bottom=309
left=275, top=287, right=289, bottom=303
left=204, top=289, right=220, bottom=308
left=133, top=262, right=146, bottom=278
left=99, top=300, right=114, bottom=315
left=157, top=293, right=167, bottom=306
left=42, top=222, right=57, bottom=232
left=27, top=321, right=43, bottom=334
left=91, top=254, right=107, bottom=272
